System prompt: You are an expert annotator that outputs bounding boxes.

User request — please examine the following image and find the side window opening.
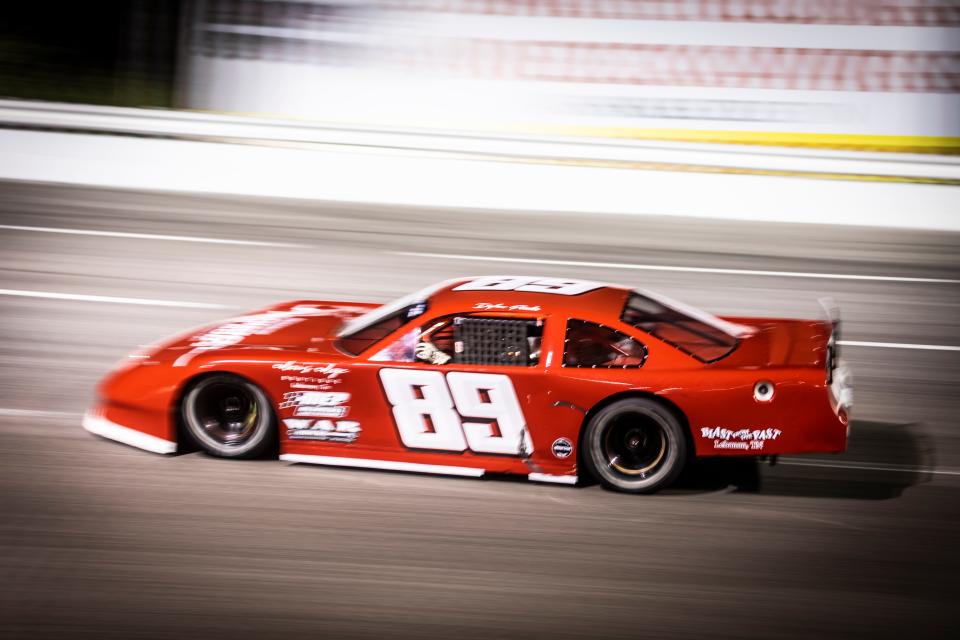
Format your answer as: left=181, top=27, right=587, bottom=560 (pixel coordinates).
left=620, top=292, right=738, bottom=363
left=370, top=315, right=543, bottom=367
left=564, top=319, right=647, bottom=368
left=335, top=301, right=428, bottom=357
left=453, top=317, right=542, bottom=367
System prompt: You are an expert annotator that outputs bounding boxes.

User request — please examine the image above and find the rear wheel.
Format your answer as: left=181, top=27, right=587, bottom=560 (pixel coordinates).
left=181, top=374, right=275, bottom=459
left=583, top=398, right=687, bottom=493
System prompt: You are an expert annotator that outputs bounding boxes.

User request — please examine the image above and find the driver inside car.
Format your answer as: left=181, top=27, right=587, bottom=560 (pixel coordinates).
left=370, top=323, right=453, bottom=364
left=415, top=338, right=451, bottom=365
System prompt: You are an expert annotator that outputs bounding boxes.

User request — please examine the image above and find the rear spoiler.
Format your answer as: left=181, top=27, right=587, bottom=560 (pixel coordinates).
left=818, top=297, right=841, bottom=383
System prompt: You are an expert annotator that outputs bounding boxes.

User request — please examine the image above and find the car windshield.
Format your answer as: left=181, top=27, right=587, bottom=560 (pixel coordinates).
left=620, top=291, right=750, bottom=363
left=334, top=281, right=450, bottom=356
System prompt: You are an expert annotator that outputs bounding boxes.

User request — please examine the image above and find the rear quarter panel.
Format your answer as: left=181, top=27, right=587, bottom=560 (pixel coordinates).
left=547, top=364, right=845, bottom=459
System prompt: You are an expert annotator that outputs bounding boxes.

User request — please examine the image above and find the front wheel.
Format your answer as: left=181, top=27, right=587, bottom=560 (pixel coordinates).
left=181, top=374, right=275, bottom=459
left=583, top=398, right=687, bottom=493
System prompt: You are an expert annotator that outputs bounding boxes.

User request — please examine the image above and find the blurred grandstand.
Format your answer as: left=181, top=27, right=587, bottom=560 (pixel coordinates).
left=2, top=0, right=958, bottom=152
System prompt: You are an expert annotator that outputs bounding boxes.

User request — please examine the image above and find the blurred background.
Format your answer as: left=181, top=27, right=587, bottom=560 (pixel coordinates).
left=1, top=2, right=959, bottom=639
left=3, top=0, right=959, bottom=147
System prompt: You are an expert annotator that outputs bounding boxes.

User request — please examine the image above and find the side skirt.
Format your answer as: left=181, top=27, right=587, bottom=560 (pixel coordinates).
left=279, top=454, right=485, bottom=477
left=528, top=473, right=579, bottom=485
left=281, top=454, right=579, bottom=486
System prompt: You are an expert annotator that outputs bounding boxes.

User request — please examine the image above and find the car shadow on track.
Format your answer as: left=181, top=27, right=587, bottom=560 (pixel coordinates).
left=669, top=420, right=935, bottom=500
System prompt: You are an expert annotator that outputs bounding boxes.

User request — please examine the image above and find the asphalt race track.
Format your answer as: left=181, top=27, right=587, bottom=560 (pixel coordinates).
left=1, top=180, right=958, bottom=639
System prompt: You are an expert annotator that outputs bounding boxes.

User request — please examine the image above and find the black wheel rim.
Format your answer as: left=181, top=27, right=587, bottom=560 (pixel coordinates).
left=602, top=412, right=667, bottom=477
left=191, top=381, right=259, bottom=447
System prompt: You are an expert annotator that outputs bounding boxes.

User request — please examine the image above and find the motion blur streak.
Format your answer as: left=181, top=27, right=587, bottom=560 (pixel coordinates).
left=838, top=341, right=960, bottom=352
left=0, top=408, right=79, bottom=418
left=0, top=224, right=306, bottom=247
left=779, top=459, right=960, bottom=476
left=0, top=289, right=227, bottom=309
left=1, top=181, right=958, bottom=640
left=395, top=251, right=960, bottom=284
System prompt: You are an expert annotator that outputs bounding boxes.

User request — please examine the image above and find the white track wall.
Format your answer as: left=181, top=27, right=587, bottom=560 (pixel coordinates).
left=2, top=126, right=957, bottom=231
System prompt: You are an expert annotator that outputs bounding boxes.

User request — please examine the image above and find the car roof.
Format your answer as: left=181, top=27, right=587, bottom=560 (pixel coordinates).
left=427, top=276, right=631, bottom=318
left=335, top=276, right=632, bottom=340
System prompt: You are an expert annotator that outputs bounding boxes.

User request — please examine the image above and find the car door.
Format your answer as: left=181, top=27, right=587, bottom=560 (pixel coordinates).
left=351, top=311, right=555, bottom=474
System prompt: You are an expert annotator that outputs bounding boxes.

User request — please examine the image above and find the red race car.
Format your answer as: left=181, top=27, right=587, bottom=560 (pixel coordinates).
left=84, top=276, right=852, bottom=493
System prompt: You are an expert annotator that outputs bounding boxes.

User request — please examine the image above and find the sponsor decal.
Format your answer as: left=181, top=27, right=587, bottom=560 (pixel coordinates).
left=174, top=313, right=301, bottom=367
left=280, top=391, right=350, bottom=417
left=273, top=361, right=349, bottom=377
left=173, top=304, right=361, bottom=368
left=406, top=302, right=427, bottom=319
left=701, top=427, right=782, bottom=451
left=551, top=437, right=573, bottom=459
left=473, top=302, right=542, bottom=312
left=288, top=304, right=371, bottom=317
left=453, top=276, right=601, bottom=296
left=294, top=406, right=348, bottom=418
left=279, top=374, right=345, bottom=391
left=284, top=418, right=361, bottom=443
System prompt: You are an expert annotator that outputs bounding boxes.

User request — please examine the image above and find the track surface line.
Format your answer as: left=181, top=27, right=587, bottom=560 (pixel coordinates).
left=396, top=251, right=960, bottom=284
left=0, top=289, right=226, bottom=309
left=0, top=223, right=303, bottom=247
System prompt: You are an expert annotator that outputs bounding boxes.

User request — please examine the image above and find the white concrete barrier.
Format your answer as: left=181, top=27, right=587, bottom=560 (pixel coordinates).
left=1, top=123, right=956, bottom=231
left=1, top=100, right=957, bottom=181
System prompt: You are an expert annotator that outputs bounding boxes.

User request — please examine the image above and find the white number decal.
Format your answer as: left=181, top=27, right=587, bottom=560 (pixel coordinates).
left=447, top=372, right=533, bottom=455
left=379, top=369, right=533, bottom=455
left=379, top=369, right=466, bottom=451
left=453, top=276, right=601, bottom=296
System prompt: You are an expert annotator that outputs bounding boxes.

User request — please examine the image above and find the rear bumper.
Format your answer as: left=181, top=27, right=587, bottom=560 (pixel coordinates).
left=830, top=361, right=854, bottom=431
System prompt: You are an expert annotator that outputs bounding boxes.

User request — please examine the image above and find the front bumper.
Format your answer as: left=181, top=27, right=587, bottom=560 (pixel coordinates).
left=83, top=408, right=177, bottom=454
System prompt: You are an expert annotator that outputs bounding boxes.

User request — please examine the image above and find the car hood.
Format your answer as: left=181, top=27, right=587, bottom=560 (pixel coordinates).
left=141, top=299, right=378, bottom=367
left=718, top=317, right=832, bottom=368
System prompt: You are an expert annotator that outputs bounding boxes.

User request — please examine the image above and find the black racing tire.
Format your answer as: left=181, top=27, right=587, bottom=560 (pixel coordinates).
left=181, top=374, right=275, bottom=459
left=582, top=398, right=687, bottom=494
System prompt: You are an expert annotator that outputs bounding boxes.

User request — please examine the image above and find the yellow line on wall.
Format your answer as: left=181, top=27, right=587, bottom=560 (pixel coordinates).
left=203, top=108, right=960, bottom=154
left=518, top=125, right=960, bottom=155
